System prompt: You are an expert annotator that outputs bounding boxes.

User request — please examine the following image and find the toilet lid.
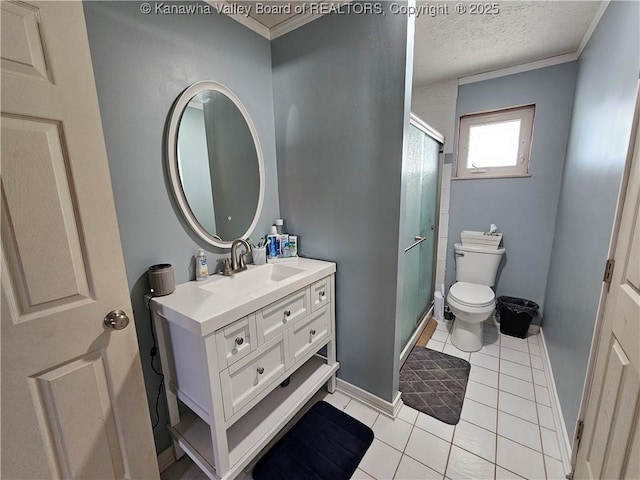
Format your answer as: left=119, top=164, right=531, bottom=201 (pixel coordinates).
left=449, top=282, right=495, bottom=308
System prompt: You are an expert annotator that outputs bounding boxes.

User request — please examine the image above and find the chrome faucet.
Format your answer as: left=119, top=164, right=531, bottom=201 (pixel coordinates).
left=229, top=238, right=251, bottom=273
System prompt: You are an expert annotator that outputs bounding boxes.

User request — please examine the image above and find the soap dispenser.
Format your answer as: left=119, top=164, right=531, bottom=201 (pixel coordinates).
left=195, top=249, right=209, bottom=281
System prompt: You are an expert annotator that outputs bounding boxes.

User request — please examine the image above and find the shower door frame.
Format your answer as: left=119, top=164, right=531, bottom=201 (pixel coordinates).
left=398, top=113, right=445, bottom=366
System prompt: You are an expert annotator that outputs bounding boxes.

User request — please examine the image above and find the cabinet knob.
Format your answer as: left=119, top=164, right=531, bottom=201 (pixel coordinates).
left=310, top=329, right=316, bottom=335
left=257, top=367, right=265, bottom=375
left=284, top=310, right=291, bottom=317
left=320, top=291, right=325, bottom=297
left=235, top=337, right=244, bottom=346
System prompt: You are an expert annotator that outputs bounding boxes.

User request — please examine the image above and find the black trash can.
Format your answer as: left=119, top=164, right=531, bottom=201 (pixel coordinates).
left=497, top=296, right=539, bottom=339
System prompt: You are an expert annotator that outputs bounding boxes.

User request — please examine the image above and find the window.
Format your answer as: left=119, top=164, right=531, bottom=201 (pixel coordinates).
left=456, top=104, right=535, bottom=179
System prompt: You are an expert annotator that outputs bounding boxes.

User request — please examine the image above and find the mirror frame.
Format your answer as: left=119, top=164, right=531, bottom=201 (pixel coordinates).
left=167, top=81, right=265, bottom=249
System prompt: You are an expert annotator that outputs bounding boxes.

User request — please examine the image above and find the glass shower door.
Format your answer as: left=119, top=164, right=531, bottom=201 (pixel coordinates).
left=398, top=119, right=441, bottom=352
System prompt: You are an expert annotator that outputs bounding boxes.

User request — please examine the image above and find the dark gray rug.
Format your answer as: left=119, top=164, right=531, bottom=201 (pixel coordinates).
left=253, top=401, right=373, bottom=480
left=399, top=346, right=471, bottom=425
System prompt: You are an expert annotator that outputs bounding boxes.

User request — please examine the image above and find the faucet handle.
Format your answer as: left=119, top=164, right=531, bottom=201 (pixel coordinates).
left=239, top=251, right=250, bottom=269
left=222, top=258, right=232, bottom=276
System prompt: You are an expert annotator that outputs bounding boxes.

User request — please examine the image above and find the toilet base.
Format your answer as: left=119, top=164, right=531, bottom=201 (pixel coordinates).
left=450, top=318, right=483, bottom=352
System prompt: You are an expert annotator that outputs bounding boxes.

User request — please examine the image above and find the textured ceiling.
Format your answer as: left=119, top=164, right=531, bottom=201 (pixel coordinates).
left=226, top=1, right=602, bottom=86
left=413, top=1, right=602, bottom=86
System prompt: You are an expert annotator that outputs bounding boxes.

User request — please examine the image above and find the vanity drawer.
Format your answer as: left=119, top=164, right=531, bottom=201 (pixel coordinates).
left=288, top=305, right=330, bottom=366
left=219, top=335, right=287, bottom=418
left=214, top=314, right=257, bottom=370
left=257, top=288, right=310, bottom=345
left=310, top=277, right=331, bottom=312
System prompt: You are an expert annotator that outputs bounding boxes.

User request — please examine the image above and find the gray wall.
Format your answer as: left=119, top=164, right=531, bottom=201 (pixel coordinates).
left=83, top=1, right=279, bottom=453
left=543, top=0, right=640, bottom=436
left=446, top=63, right=578, bottom=317
left=272, top=5, right=411, bottom=402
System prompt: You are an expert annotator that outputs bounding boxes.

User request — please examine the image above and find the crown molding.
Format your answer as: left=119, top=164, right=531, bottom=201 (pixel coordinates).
left=576, top=0, right=610, bottom=57
left=458, top=53, right=579, bottom=86
left=210, top=1, right=352, bottom=40
left=205, top=1, right=271, bottom=39
left=269, top=11, right=325, bottom=39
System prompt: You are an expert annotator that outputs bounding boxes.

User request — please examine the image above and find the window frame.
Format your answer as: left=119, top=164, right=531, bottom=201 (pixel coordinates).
left=455, top=104, right=535, bottom=179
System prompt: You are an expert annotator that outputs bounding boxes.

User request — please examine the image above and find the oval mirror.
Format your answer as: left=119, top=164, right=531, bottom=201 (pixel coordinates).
left=167, top=81, right=265, bottom=248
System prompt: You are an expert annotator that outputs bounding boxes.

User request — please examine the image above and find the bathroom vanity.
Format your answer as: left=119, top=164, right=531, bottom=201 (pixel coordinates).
left=150, top=258, right=338, bottom=480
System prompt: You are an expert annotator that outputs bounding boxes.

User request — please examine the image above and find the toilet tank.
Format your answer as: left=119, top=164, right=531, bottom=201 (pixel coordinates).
left=454, top=243, right=505, bottom=287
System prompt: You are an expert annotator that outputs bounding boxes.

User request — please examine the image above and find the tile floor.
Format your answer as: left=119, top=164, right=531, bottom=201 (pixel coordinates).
left=161, top=320, right=567, bottom=480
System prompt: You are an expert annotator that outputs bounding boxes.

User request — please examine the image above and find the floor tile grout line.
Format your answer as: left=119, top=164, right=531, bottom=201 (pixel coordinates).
left=449, top=415, right=496, bottom=437
left=470, top=369, right=542, bottom=404
left=498, top=364, right=543, bottom=382
left=494, top=431, right=549, bottom=456
left=415, top=415, right=488, bottom=439
left=371, top=419, right=413, bottom=457
left=497, top=385, right=539, bottom=404
left=529, top=336, right=549, bottom=480
left=464, top=379, right=500, bottom=410
left=396, top=427, right=452, bottom=479
left=370, top=409, right=460, bottom=478
left=392, top=422, right=417, bottom=479
left=442, top=422, right=456, bottom=480
left=498, top=464, right=527, bottom=479
left=447, top=441, right=497, bottom=469
left=498, top=407, right=545, bottom=428
left=500, top=343, right=532, bottom=355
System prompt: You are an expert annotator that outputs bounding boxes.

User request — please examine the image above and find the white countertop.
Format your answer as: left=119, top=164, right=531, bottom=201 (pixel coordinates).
left=151, top=257, right=336, bottom=337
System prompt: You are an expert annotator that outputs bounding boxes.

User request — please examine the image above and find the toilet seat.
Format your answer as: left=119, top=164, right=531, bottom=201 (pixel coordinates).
left=449, top=282, right=495, bottom=308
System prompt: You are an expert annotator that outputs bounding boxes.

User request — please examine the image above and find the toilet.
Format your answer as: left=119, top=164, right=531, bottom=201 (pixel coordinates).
left=447, top=242, right=505, bottom=352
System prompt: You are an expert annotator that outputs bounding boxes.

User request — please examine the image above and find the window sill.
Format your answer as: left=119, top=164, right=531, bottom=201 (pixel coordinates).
left=452, top=173, right=532, bottom=181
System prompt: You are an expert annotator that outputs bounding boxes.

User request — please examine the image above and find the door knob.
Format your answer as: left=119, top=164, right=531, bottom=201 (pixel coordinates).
left=104, top=309, right=130, bottom=330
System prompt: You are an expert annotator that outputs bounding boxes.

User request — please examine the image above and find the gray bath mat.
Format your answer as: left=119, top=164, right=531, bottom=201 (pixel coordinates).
left=399, top=346, right=471, bottom=425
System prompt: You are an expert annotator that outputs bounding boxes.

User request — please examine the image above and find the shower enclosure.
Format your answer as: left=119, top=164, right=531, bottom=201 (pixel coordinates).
left=397, top=114, right=444, bottom=356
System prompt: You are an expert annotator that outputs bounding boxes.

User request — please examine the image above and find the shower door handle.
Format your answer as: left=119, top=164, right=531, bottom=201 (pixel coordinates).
left=404, top=236, right=427, bottom=253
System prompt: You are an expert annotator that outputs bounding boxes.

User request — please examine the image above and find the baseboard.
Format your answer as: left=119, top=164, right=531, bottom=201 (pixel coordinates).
left=336, top=378, right=402, bottom=419
left=399, top=306, right=434, bottom=366
left=157, top=446, right=176, bottom=473
left=539, top=328, right=572, bottom=475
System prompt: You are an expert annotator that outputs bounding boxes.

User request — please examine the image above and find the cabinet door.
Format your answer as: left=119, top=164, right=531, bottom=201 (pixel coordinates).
left=219, top=335, right=287, bottom=419
left=310, top=277, right=331, bottom=312
left=256, top=288, right=310, bottom=345
left=288, top=306, right=330, bottom=367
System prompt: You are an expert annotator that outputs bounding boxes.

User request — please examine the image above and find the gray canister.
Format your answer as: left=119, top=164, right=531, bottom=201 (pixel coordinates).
left=148, top=264, right=175, bottom=296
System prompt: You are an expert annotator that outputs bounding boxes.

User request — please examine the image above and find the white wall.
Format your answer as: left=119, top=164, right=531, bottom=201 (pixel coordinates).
left=435, top=164, right=452, bottom=290
left=411, top=80, right=457, bottom=290
left=411, top=80, right=458, bottom=154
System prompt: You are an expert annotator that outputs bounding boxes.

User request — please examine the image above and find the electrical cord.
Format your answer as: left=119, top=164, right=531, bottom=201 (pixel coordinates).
left=147, top=294, right=164, bottom=430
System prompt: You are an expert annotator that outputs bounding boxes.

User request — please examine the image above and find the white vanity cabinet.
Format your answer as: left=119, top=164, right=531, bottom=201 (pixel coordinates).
left=150, top=258, right=338, bottom=480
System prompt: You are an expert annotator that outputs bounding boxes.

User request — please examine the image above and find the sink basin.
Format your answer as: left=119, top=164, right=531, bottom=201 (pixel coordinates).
left=198, top=264, right=304, bottom=298
left=151, top=257, right=336, bottom=336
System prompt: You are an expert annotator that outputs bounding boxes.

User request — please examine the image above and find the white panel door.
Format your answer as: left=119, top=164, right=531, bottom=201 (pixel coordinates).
left=573, top=93, right=640, bottom=479
left=1, top=2, right=159, bottom=479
